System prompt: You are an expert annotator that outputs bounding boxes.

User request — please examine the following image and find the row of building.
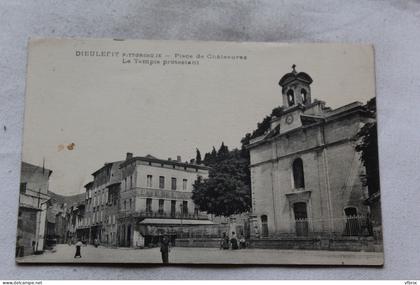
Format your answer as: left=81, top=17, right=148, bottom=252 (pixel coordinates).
left=17, top=155, right=216, bottom=255
left=75, top=153, right=213, bottom=247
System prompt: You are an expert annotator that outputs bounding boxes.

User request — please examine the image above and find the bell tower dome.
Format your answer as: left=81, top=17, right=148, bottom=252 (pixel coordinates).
left=278, top=65, right=313, bottom=108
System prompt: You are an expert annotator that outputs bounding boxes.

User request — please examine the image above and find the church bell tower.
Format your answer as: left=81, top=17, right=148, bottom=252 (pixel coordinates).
left=278, top=65, right=313, bottom=108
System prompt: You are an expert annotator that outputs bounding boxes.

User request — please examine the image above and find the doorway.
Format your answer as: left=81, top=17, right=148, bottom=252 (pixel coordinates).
left=261, top=215, right=268, bottom=238
left=127, top=224, right=132, bottom=247
left=293, top=202, right=309, bottom=236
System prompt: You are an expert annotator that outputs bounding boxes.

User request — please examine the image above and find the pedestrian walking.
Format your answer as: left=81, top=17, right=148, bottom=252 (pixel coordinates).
left=74, top=239, right=83, bottom=258
left=160, top=235, right=171, bottom=264
left=239, top=235, right=246, bottom=249
left=230, top=231, right=238, bottom=250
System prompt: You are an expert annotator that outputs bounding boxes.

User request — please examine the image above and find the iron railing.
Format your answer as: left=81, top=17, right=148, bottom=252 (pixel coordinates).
left=128, top=210, right=208, bottom=220
left=293, top=215, right=373, bottom=237
left=171, top=224, right=230, bottom=239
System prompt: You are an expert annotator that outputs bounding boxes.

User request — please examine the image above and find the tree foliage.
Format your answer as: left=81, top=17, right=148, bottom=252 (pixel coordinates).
left=192, top=143, right=251, bottom=217
left=241, top=106, right=285, bottom=146
left=195, top=148, right=202, bottom=164
left=355, top=97, right=380, bottom=196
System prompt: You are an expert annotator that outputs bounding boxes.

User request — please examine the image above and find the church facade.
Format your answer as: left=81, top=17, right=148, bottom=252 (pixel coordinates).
left=247, top=66, right=377, bottom=244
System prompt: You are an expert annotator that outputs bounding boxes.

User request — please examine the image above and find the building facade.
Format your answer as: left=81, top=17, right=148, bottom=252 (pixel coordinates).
left=247, top=66, right=376, bottom=243
left=17, top=162, right=52, bottom=256
left=83, top=161, right=123, bottom=245
left=76, top=153, right=211, bottom=248
left=104, top=181, right=121, bottom=247
left=118, top=153, right=211, bottom=247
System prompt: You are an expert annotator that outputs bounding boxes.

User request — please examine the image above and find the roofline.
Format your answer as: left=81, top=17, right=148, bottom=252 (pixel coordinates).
left=91, top=161, right=122, bottom=176
left=84, top=181, right=94, bottom=188
left=120, top=156, right=210, bottom=171
left=246, top=102, right=370, bottom=150
left=271, top=100, right=326, bottom=123
left=21, top=161, right=53, bottom=176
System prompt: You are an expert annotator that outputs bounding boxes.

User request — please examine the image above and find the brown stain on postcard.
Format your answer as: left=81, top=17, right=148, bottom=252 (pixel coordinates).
left=57, top=143, right=75, bottom=151
left=67, top=143, right=75, bottom=150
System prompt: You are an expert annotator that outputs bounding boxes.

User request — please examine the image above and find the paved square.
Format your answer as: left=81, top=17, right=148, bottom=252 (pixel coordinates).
left=16, top=244, right=383, bottom=265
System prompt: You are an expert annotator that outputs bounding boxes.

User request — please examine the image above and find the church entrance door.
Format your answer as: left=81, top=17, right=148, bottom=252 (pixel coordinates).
left=293, top=202, right=309, bottom=236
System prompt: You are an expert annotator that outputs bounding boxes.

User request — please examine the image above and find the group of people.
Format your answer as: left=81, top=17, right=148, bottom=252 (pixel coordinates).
left=220, top=231, right=247, bottom=250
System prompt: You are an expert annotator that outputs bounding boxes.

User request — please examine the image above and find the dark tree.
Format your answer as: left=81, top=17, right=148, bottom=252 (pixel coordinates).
left=355, top=97, right=380, bottom=196
left=192, top=145, right=251, bottom=217
left=217, top=142, right=229, bottom=160
left=211, top=147, right=217, bottom=159
left=241, top=106, right=285, bottom=145
left=203, top=147, right=218, bottom=166
left=196, top=148, right=202, bottom=164
left=203, top=152, right=211, bottom=165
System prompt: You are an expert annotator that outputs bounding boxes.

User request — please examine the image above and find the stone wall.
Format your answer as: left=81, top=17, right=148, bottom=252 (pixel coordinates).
left=249, top=237, right=383, bottom=252
left=175, top=238, right=221, bottom=248
left=17, top=208, right=38, bottom=256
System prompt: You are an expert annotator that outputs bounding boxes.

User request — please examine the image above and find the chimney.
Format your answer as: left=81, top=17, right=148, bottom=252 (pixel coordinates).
left=177, top=155, right=181, bottom=162
left=126, top=152, right=133, bottom=160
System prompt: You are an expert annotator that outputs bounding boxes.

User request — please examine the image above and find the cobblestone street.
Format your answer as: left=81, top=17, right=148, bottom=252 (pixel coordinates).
left=16, top=244, right=383, bottom=265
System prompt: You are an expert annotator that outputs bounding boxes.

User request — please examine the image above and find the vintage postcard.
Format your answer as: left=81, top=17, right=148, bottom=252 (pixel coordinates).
left=16, top=38, right=383, bottom=265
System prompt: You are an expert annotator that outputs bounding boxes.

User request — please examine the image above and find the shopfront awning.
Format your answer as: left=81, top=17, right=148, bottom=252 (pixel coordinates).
left=138, top=218, right=214, bottom=225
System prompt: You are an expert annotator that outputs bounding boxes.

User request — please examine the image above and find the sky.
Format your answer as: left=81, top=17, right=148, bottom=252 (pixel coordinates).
left=22, top=39, right=375, bottom=196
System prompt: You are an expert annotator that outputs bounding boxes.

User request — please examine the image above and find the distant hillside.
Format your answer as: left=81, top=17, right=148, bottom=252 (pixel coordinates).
left=48, top=191, right=85, bottom=206
left=46, top=191, right=85, bottom=224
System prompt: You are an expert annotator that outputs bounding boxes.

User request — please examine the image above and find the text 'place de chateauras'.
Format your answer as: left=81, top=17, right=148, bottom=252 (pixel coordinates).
left=16, top=66, right=383, bottom=265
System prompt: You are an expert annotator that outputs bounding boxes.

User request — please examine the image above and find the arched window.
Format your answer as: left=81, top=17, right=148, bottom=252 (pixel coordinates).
left=261, top=215, right=268, bottom=237
left=344, top=207, right=358, bottom=217
left=292, top=158, right=305, bottom=189
left=287, top=89, right=295, bottom=106
left=301, top=88, right=307, bottom=104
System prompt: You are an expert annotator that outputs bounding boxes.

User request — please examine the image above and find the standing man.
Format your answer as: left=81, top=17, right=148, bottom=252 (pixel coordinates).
left=230, top=231, right=238, bottom=250
left=74, top=239, right=83, bottom=258
left=160, top=235, right=170, bottom=264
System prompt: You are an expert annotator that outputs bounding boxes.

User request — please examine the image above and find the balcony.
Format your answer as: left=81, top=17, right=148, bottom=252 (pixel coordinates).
left=124, top=187, right=193, bottom=200
left=124, top=210, right=208, bottom=220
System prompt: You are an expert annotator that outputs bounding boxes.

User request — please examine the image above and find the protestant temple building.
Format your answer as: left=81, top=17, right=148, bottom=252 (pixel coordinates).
left=247, top=66, right=381, bottom=250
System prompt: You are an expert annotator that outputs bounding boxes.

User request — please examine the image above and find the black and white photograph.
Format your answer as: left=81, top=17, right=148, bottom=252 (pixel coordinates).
left=15, top=38, right=383, bottom=265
